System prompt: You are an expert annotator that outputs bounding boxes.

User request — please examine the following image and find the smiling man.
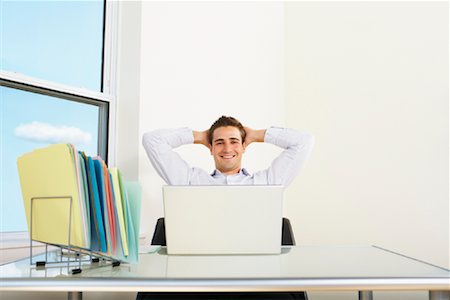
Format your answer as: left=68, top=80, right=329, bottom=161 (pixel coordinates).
left=142, top=116, right=314, bottom=186
left=141, top=116, right=313, bottom=300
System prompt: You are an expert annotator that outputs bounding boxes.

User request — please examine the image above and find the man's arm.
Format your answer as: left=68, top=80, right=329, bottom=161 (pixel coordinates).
left=142, top=128, right=196, bottom=185
left=247, top=127, right=314, bottom=186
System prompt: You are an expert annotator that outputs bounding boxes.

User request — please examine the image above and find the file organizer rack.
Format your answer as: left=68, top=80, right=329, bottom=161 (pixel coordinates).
left=29, top=196, right=121, bottom=275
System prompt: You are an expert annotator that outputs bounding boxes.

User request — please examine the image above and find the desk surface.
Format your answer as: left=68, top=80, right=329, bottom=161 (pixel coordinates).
left=0, top=245, right=449, bottom=292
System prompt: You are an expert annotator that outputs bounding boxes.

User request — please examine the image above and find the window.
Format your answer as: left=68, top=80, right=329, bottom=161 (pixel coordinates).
left=0, top=0, right=117, bottom=233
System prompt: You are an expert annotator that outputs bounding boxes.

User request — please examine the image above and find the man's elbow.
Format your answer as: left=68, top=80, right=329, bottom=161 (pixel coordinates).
left=142, top=131, right=161, bottom=149
left=293, top=131, right=315, bottom=152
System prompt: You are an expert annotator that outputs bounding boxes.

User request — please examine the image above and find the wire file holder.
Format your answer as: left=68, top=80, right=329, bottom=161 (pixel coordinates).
left=29, top=196, right=121, bottom=275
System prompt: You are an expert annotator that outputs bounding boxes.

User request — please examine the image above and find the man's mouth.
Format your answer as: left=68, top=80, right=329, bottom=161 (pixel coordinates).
left=220, top=155, right=236, bottom=159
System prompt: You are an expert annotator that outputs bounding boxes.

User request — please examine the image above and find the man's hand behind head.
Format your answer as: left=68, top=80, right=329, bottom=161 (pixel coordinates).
left=193, top=130, right=210, bottom=149
left=244, top=127, right=266, bottom=146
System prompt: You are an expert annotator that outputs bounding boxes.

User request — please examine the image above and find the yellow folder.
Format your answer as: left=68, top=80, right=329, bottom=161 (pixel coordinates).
left=17, top=144, right=87, bottom=248
left=110, top=168, right=129, bottom=256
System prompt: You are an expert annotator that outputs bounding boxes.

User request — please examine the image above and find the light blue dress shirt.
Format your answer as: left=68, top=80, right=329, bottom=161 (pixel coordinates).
left=142, top=127, right=314, bottom=187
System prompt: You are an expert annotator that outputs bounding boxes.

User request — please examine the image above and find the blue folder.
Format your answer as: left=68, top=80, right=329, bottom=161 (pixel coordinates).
left=93, top=158, right=113, bottom=254
left=88, top=157, right=107, bottom=253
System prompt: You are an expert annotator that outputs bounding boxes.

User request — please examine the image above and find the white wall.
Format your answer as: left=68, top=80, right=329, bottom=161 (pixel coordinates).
left=115, top=0, right=141, bottom=181
left=285, top=1, right=449, bottom=270
left=138, top=1, right=286, bottom=240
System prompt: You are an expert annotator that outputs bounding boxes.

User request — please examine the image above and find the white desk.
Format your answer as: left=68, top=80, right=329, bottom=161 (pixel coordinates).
left=1, top=245, right=449, bottom=300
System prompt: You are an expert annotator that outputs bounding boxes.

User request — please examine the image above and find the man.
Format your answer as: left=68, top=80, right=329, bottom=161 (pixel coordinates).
left=140, top=116, right=313, bottom=300
left=142, top=116, right=314, bottom=186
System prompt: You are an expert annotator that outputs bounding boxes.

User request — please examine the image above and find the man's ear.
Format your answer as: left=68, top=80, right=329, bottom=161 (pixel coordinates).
left=209, top=144, right=212, bottom=154
left=242, top=142, right=247, bottom=152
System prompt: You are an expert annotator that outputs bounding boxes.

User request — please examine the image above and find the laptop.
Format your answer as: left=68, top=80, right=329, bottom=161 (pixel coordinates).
left=162, top=185, right=284, bottom=255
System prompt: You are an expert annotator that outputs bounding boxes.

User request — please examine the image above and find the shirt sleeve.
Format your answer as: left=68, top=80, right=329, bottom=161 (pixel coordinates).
left=263, top=126, right=314, bottom=186
left=142, top=127, right=194, bottom=185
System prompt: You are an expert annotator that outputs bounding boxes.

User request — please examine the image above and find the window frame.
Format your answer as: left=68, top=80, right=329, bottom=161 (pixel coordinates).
left=0, top=0, right=119, bottom=243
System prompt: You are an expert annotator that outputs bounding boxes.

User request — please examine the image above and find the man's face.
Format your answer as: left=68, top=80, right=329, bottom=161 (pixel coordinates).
left=210, top=126, right=246, bottom=175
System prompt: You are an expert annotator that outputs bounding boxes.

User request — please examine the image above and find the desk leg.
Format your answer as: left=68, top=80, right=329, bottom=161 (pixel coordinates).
left=68, top=291, right=82, bottom=300
left=429, top=291, right=450, bottom=300
left=359, top=291, right=373, bottom=300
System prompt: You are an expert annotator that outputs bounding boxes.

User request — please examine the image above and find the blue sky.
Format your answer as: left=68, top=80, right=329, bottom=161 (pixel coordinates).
left=1, top=0, right=104, bottom=232
left=1, top=0, right=104, bottom=90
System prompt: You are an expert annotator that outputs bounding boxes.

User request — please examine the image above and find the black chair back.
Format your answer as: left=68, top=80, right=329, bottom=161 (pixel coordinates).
left=151, top=217, right=296, bottom=246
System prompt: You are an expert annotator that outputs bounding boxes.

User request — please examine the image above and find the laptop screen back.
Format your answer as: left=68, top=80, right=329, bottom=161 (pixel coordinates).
left=163, top=185, right=284, bottom=255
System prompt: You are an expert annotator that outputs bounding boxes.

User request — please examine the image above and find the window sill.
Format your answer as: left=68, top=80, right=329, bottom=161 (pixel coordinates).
left=0, top=231, right=32, bottom=249
left=1, top=231, right=148, bottom=250
left=0, top=232, right=50, bottom=265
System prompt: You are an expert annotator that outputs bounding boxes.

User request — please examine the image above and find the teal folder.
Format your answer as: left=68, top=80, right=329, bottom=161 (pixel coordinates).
left=122, top=180, right=141, bottom=263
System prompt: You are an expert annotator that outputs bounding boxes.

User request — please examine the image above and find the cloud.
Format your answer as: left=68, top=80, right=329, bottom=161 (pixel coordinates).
left=14, top=121, right=92, bottom=145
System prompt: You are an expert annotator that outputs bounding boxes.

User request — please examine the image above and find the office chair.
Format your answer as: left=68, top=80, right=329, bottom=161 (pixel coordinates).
left=150, top=217, right=296, bottom=246
left=137, top=218, right=308, bottom=300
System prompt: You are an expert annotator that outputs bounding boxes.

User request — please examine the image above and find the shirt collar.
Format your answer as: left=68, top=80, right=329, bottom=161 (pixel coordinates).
left=211, top=168, right=251, bottom=177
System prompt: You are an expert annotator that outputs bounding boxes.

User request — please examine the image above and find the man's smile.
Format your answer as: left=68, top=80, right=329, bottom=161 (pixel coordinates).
left=220, top=154, right=236, bottom=159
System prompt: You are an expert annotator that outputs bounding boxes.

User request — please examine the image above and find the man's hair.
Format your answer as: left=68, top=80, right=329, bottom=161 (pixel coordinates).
left=208, top=116, right=246, bottom=145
